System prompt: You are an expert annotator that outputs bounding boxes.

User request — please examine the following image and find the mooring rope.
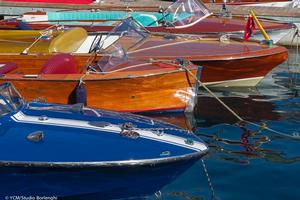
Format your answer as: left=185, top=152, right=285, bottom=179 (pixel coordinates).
left=21, top=30, right=53, bottom=54
left=182, top=65, right=243, bottom=122
left=201, top=159, right=217, bottom=200
left=20, top=24, right=65, bottom=55
left=181, top=65, right=300, bottom=140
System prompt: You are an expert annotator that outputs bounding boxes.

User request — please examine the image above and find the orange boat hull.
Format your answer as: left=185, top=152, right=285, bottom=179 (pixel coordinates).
left=0, top=68, right=198, bottom=112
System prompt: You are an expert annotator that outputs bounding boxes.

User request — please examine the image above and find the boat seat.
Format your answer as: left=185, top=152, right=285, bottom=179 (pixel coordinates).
left=40, top=53, right=78, bottom=74
left=49, top=27, right=88, bottom=53
left=0, top=63, right=18, bottom=74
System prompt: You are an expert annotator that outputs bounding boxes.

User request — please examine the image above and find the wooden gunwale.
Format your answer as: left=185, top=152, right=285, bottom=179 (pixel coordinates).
left=0, top=67, right=193, bottom=81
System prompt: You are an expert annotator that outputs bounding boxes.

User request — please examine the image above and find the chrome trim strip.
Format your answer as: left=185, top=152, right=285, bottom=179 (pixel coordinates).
left=0, top=149, right=208, bottom=168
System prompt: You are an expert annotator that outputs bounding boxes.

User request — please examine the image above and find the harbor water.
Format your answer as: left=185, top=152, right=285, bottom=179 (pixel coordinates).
left=140, top=47, right=300, bottom=200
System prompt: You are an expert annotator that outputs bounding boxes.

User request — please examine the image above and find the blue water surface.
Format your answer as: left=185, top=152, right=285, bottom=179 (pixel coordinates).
left=141, top=47, right=300, bottom=200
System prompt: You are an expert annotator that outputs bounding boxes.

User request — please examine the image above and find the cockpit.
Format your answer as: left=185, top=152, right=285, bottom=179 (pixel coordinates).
left=95, top=18, right=149, bottom=72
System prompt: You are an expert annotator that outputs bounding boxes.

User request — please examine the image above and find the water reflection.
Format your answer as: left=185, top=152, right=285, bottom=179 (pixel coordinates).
left=143, top=47, right=300, bottom=200
left=68, top=48, right=300, bottom=200
left=147, top=47, right=300, bottom=166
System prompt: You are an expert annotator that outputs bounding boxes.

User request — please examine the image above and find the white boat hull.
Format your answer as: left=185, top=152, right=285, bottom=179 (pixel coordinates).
left=204, top=77, right=264, bottom=87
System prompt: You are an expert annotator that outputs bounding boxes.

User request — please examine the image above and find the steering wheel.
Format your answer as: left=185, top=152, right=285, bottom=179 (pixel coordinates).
left=89, top=34, right=102, bottom=53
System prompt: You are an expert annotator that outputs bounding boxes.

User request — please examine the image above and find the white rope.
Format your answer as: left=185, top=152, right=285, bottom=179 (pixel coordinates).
left=182, top=65, right=300, bottom=140
left=245, top=120, right=300, bottom=139
left=182, top=65, right=243, bottom=121
left=20, top=24, right=65, bottom=55
left=21, top=30, right=53, bottom=55
left=201, top=159, right=217, bottom=200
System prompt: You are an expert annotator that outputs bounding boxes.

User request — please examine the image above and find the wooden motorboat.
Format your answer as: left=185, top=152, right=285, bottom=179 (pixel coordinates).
left=0, top=82, right=208, bottom=198
left=0, top=55, right=201, bottom=113
left=0, top=19, right=288, bottom=111
left=0, top=19, right=203, bottom=113
left=5, top=0, right=297, bottom=46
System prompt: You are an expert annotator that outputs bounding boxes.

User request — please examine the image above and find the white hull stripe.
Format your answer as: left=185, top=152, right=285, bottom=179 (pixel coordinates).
left=11, top=112, right=207, bottom=152
left=204, top=76, right=264, bottom=87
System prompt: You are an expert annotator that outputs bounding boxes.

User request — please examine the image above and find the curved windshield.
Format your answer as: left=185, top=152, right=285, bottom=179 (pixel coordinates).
left=97, top=43, right=128, bottom=72
left=163, top=0, right=211, bottom=28
left=0, top=83, right=24, bottom=116
left=99, top=17, right=149, bottom=51
left=97, top=18, right=148, bottom=72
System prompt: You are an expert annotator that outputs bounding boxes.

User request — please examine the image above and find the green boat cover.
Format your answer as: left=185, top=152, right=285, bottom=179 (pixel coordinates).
left=47, top=11, right=190, bottom=27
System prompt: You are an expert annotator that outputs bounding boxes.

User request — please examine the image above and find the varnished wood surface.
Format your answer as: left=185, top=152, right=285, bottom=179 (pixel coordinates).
left=196, top=51, right=288, bottom=83
left=0, top=28, right=288, bottom=113
left=0, top=29, right=288, bottom=64
left=0, top=34, right=288, bottom=82
left=0, top=67, right=197, bottom=112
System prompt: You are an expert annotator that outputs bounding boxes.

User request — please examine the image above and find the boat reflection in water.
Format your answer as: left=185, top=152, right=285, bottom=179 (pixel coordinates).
left=200, top=80, right=300, bottom=162
left=149, top=74, right=300, bottom=166
left=138, top=49, right=300, bottom=200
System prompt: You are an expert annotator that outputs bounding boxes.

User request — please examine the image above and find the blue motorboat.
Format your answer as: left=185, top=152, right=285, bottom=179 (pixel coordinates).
left=0, top=82, right=208, bottom=199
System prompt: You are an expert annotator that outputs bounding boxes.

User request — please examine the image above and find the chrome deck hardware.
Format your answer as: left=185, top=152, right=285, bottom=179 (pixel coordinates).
left=27, top=131, right=44, bottom=142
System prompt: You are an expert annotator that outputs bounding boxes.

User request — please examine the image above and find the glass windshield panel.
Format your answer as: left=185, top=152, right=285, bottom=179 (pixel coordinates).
left=97, top=43, right=128, bottom=72
left=0, top=83, right=24, bottom=116
left=164, top=0, right=211, bottom=27
left=97, top=18, right=148, bottom=72
left=99, top=17, right=149, bottom=51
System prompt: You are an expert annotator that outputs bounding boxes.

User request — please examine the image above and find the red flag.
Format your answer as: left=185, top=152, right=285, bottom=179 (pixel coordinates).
left=244, top=15, right=256, bottom=40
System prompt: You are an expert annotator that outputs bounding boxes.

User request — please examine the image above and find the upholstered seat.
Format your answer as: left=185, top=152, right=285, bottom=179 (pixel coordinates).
left=40, top=54, right=78, bottom=74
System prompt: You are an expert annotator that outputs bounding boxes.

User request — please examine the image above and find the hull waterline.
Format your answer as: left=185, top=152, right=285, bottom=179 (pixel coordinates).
left=0, top=155, right=202, bottom=198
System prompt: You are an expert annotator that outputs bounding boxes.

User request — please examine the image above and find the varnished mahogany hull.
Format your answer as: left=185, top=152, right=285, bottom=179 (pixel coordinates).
left=194, top=51, right=288, bottom=85
left=0, top=69, right=196, bottom=112
left=0, top=47, right=287, bottom=86
left=128, top=47, right=288, bottom=86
